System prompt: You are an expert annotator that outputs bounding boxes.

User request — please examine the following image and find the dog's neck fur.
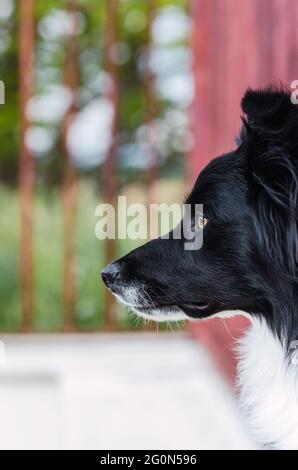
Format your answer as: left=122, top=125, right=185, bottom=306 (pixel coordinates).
left=237, top=317, right=298, bottom=449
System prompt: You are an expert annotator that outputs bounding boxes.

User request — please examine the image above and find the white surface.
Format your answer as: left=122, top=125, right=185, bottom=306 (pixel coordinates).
left=0, top=333, right=253, bottom=450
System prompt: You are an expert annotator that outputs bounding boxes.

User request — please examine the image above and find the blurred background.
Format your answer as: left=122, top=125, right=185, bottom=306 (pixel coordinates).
left=0, top=0, right=297, bottom=449
left=1, top=0, right=194, bottom=332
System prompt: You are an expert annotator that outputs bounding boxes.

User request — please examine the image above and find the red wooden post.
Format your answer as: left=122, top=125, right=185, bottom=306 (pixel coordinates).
left=286, top=0, right=298, bottom=82
left=101, top=0, right=119, bottom=329
left=143, top=0, right=159, bottom=205
left=62, top=0, right=79, bottom=331
left=255, top=0, right=274, bottom=86
left=225, top=0, right=258, bottom=147
left=273, top=0, right=297, bottom=84
left=19, top=0, right=35, bottom=331
left=188, top=0, right=217, bottom=180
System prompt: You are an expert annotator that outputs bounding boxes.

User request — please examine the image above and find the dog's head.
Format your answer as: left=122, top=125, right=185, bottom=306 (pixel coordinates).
left=102, top=88, right=298, bottom=328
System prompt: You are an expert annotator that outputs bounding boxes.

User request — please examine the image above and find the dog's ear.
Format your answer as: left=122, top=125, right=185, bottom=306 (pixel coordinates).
left=241, top=87, right=294, bottom=135
left=241, top=88, right=298, bottom=275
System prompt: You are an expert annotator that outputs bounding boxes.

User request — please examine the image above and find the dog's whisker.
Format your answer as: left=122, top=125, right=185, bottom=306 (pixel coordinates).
left=141, top=284, right=156, bottom=310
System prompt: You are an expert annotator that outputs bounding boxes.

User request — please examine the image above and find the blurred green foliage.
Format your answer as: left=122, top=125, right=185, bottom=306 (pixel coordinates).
left=0, top=181, right=184, bottom=331
left=0, top=0, right=189, bottom=330
left=0, top=0, right=189, bottom=185
left=0, top=181, right=136, bottom=330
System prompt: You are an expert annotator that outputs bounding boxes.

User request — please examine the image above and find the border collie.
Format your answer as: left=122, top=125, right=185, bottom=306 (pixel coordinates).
left=102, top=87, right=298, bottom=450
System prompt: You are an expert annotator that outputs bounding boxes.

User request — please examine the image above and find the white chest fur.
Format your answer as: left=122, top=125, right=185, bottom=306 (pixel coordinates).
left=237, top=318, right=298, bottom=449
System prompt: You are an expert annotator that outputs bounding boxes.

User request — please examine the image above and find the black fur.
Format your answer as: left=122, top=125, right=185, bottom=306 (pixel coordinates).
left=102, top=87, right=298, bottom=351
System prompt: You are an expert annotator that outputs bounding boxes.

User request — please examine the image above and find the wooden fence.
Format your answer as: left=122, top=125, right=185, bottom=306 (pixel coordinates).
left=17, top=0, right=160, bottom=332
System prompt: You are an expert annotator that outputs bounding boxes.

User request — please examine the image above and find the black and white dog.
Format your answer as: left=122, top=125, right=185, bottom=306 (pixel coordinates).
left=102, top=88, right=298, bottom=450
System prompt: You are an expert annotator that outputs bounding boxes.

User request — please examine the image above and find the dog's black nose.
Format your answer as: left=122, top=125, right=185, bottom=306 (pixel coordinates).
left=101, top=263, right=120, bottom=288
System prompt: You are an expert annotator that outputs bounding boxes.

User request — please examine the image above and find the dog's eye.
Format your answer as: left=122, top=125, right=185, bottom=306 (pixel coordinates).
left=197, top=215, right=208, bottom=230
